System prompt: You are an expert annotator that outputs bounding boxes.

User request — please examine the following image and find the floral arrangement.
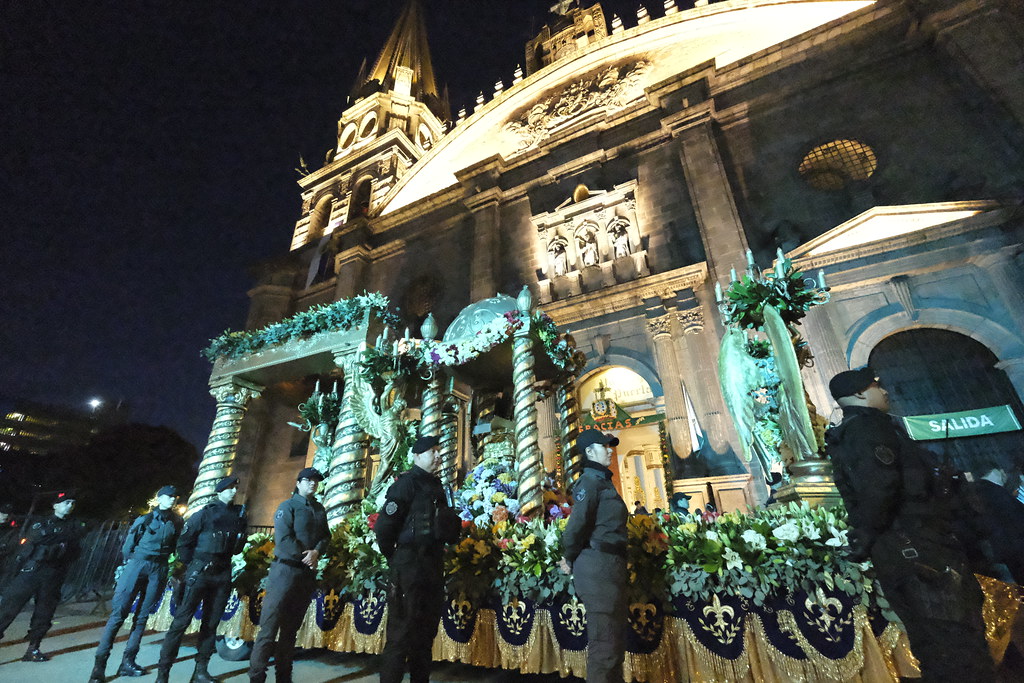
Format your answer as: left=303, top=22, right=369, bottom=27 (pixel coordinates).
left=336, top=503, right=390, bottom=596
left=491, top=517, right=574, bottom=604
left=626, top=513, right=669, bottom=603
left=203, top=292, right=401, bottom=361
left=663, top=503, right=866, bottom=608
left=445, top=520, right=501, bottom=605
left=746, top=339, right=784, bottom=463
left=231, top=532, right=275, bottom=596
left=455, top=453, right=522, bottom=527
left=719, top=253, right=827, bottom=330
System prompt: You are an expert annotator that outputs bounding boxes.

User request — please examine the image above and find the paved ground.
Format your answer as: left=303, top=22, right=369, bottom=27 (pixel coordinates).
left=0, top=600, right=581, bottom=682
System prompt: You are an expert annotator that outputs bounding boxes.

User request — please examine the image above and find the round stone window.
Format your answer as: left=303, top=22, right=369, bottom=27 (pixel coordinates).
left=798, top=139, right=877, bottom=191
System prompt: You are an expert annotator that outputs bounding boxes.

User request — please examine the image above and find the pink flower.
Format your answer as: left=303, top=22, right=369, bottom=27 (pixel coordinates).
left=367, top=513, right=379, bottom=530
left=491, top=506, right=509, bottom=523
left=497, top=538, right=512, bottom=550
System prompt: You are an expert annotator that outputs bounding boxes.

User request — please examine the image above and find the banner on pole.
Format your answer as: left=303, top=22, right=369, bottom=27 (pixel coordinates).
left=901, top=405, right=1022, bottom=441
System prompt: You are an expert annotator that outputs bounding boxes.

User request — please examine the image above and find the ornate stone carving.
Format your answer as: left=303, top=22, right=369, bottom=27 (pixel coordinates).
left=677, top=308, right=705, bottom=334
left=647, top=316, right=671, bottom=338
left=502, top=61, right=649, bottom=155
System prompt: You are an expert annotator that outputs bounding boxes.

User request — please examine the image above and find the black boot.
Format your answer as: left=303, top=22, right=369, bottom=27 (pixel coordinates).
left=154, top=669, right=170, bottom=683
left=116, top=658, right=145, bottom=677
left=87, top=658, right=106, bottom=683
left=189, top=662, right=219, bottom=683
left=22, top=645, right=49, bottom=662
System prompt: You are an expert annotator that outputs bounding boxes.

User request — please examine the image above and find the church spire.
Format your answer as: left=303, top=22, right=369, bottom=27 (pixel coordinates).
left=363, top=0, right=439, bottom=103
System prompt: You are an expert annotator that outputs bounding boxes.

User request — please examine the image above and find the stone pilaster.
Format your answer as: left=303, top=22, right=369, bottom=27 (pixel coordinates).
left=187, top=378, right=263, bottom=516
left=996, top=357, right=1024, bottom=405
left=466, top=189, right=503, bottom=301
left=536, top=391, right=559, bottom=474
left=798, top=304, right=850, bottom=420
left=975, top=249, right=1024, bottom=335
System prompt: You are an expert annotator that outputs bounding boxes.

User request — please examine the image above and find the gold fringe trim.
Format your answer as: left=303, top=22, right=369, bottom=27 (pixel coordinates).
left=623, top=618, right=679, bottom=683
left=669, top=615, right=751, bottom=683
left=494, top=604, right=552, bottom=673
left=978, top=574, right=1023, bottom=664
left=432, top=608, right=500, bottom=669
left=746, top=613, right=814, bottom=683
left=775, top=604, right=866, bottom=682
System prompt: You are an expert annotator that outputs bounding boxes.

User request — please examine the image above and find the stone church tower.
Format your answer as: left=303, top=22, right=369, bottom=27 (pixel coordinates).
left=205, top=0, right=1024, bottom=524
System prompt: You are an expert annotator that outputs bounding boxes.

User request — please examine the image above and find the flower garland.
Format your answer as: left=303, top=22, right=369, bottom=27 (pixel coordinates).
left=203, top=291, right=400, bottom=361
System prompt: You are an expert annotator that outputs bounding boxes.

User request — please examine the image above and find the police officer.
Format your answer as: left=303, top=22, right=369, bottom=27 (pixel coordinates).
left=89, top=485, right=183, bottom=682
left=825, top=367, right=994, bottom=682
left=374, top=435, right=461, bottom=683
left=156, top=475, right=247, bottom=683
left=0, top=490, right=83, bottom=662
left=559, top=431, right=628, bottom=683
left=249, top=467, right=329, bottom=683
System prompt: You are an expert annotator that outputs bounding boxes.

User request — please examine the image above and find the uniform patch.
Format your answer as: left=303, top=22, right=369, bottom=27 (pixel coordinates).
left=32, top=522, right=41, bottom=529
left=275, top=510, right=284, bottom=520
left=385, top=501, right=398, bottom=515
left=575, top=488, right=587, bottom=502
left=873, top=445, right=896, bottom=465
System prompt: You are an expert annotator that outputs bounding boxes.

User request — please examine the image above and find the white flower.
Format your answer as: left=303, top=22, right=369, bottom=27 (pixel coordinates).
left=825, top=526, right=849, bottom=547
left=801, top=520, right=821, bottom=541
left=741, top=529, right=767, bottom=549
left=723, top=548, right=743, bottom=571
left=705, top=530, right=720, bottom=542
left=772, top=521, right=800, bottom=543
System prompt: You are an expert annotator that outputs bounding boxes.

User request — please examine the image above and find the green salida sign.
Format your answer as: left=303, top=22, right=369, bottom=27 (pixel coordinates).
left=901, top=405, right=1022, bottom=441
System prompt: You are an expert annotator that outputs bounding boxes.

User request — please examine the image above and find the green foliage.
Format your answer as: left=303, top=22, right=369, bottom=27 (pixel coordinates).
left=203, top=292, right=400, bottom=362
left=722, top=263, right=821, bottom=330
left=231, top=532, right=274, bottom=596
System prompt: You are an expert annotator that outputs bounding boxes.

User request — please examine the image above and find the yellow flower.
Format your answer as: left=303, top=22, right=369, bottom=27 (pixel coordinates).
left=491, top=492, right=507, bottom=504
left=474, top=540, right=490, bottom=558
left=493, top=520, right=508, bottom=534
left=679, top=522, right=698, bottom=535
left=497, top=472, right=513, bottom=483
left=521, top=534, right=536, bottom=549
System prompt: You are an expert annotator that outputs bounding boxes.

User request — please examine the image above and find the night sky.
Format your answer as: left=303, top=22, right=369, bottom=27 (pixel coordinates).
left=2, top=0, right=654, bottom=450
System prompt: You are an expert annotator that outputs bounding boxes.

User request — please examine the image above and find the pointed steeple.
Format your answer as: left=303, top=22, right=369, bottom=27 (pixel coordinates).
left=363, top=0, right=439, bottom=104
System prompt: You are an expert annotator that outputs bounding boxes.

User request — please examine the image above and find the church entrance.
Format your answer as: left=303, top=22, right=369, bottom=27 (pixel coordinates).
left=868, top=328, right=1024, bottom=471
left=578, top=366, right=669, bottom=511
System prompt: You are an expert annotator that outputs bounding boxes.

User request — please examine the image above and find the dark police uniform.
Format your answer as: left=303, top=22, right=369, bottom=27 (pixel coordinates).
left=826, top=404, right=994, bottom=681
left=156, top=497, right=246, bottom=682
left=562, top=459, right=629, bottom=683
left=249, top=489, right=329, bottom=683
left=374, top=464, right=460, bottom=683
left=0, top=512, right=83, bottom=656
left=93, top=506, right=182, bottom=678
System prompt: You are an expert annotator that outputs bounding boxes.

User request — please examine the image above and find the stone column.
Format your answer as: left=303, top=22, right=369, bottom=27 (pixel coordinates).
left=556, top=379, right=583, bottom=485
left=324, top=358, right=369, bottom=522
left=996, top=358, right=1024, bottom=405
left=536, top=391, right=559, bottom=474
left=646, top=312, right=691, bottom=473
left=799, top=304, right=849, bottom=419
left=512, top=287, right=543, bottom=517
left=465, top=188, right=503, bottom=301
left=975, top=250, right=1024, bottom=335
left=187, top=378, right=263, bottom=515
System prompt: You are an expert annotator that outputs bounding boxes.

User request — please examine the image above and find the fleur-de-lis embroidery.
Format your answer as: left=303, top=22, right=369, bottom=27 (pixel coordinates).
left=359, top=592, right=384, bottom=621
left=449, top=598, right=473, bottom=631
left=502, top=600, right=529, bottom=637
left=698, top=594, right=741, bottom=644
left=560, top=598, right=586, bottom=637
left=323, top=589, right=341, bottom=616
left=803, top=588, right=851, bottom=643
left=629, top=602, right=658, bottom=640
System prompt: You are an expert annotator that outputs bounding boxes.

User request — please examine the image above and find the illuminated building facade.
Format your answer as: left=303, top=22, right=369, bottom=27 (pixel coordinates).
left=211, top=0, right=1024, bottom=523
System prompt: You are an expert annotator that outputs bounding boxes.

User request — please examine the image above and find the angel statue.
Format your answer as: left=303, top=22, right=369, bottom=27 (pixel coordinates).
left=762, top=304, right=821, bottom=465
left=718, top=326, right=777, bottom=479
left=347, top=367, right=410, bottom=502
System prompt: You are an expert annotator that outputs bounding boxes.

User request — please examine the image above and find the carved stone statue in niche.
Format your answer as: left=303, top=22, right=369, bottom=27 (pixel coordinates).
left=578, top=232, right=599, bottom=267
left=549, top=241, right=568, bottom=277
left=611, top=223, right=631, bottom=258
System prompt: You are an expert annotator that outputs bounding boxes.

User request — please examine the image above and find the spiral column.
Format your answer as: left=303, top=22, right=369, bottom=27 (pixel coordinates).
left=186, top=379, right=262, bottom=516
left=512, top=287, right=543, bottom=518
left=437, top=378, right=460, bottom=490
left=556, top=378, right=583, bottom=485
left=325, top=360, right=369, bottom=522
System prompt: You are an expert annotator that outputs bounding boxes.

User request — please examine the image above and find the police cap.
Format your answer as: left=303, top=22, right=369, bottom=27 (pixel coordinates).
left=829, top=367, right=878, bottom=400
left=411, top=435, right=440, bottom=454
left=157, top=485, right=178, bottom=498
left=215, top=475, right=239, bottom=493
left=296, top=467, right=324, bottom=482
left=52, top=490, right=77, bottom=504
left=576, top=430, right=619, bottom=455
left=0, top=502, right=13, bottom=514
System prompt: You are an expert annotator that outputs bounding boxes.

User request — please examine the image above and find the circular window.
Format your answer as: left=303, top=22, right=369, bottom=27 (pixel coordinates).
left=417, top=123, right=433, bottom=150
left=359, top=111, right=378, bottom=139
left=798, top=139, right=877, bottom=191
left=339, top=123, right=357, bottom=150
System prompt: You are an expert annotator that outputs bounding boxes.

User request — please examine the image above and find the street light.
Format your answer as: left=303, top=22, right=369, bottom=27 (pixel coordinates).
left=88, top=398, right=103, bottom=411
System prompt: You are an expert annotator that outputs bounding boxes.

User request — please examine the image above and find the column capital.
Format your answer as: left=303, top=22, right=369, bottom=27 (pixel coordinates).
left=676, top=308, right=705, bottom=335
left=209, top=378, right=263, bottom=405
left=647, top=315, right=673, bottom=339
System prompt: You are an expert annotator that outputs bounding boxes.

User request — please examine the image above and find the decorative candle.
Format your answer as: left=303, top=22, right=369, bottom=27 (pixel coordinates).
left=715, top=281, right=723, bottom=303
left=730, top=267, right=737, bottom=283
left=818, top=269, right=827, bottom=290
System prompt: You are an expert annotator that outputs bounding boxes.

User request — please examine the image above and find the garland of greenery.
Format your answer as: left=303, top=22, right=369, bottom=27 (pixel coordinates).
left=720, top=256, right=824, bottom=330
left=203, top=292, right=401, bottom=362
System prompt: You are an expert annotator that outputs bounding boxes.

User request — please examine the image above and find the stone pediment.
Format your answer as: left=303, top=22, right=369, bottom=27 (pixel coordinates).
left=788, top=201, right=1007, bottom=262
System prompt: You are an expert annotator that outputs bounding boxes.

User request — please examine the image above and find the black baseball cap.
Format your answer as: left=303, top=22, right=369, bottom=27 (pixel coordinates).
left=829, top=367, right=878, bottom=400
left=52, top=490, right=77, bottom=504
left=577, top=430, right=619, bottom=454
left=411, top=435, right=440, bottom=454
left=215, top=475, right=239, bottom=493
left=297, top=467, right=324, bottom=482
left=157, top=485, right=179, bottom=498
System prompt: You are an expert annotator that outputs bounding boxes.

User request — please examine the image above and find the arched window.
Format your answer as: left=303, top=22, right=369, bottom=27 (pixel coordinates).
left=798, top=139, right=877, bottom=191
left=348, top=178, right=372, bottom=220
left=307, top=196, right=334, bottom=240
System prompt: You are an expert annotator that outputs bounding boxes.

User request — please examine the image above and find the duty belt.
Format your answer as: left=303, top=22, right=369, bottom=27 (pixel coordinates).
left=590, top=541, right=627, bottom=557
left=275, top=557, right=313, bottom=570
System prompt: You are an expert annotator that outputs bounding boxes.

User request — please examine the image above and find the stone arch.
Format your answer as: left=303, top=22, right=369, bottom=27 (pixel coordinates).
left=307, top=195, right=335, bottom=240
left=848, top=308, right=1024, bottom=370
left=579, top=352, right=663, bottom=399
left=348, top=176, right=373, bottom=221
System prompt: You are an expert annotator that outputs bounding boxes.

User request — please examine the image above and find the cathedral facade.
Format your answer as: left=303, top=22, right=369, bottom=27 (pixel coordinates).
left=204, top=0, right=1024, bottom=525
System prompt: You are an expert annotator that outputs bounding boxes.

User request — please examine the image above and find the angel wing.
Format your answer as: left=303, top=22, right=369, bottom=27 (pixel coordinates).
left=346, top=369, right=386, bottom=438
left=763, top=305, right=818, bottom=463
left=718, top=327, right=760, bottom=464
